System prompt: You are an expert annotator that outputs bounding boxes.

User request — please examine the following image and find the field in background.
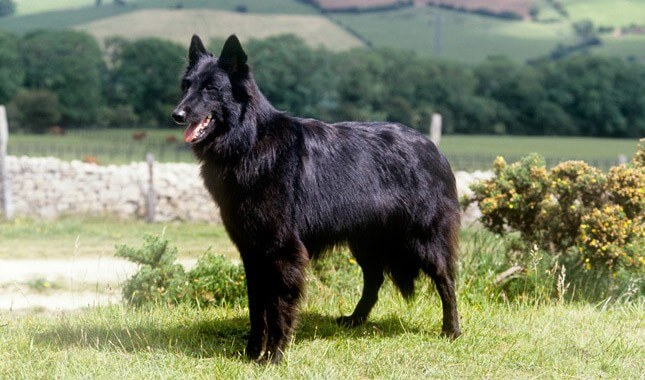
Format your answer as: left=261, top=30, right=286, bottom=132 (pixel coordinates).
left=3, top=0, right=644, bottom=63
left=7, top=130, right=639, bottom=170
left=75, top=9, right=363, bottom=50
left=561, top=0, right=645, bottom=25
left=331, top=6, right=575, bottom=63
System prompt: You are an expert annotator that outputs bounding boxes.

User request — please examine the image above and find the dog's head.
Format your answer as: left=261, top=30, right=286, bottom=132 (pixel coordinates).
left=172, top=34, right=249, bottom=145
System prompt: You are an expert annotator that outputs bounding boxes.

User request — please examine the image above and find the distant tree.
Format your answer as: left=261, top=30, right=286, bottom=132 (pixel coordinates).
left=0, top=31, right=23, bottom=103
left=0, top=0, right=16, bottom=17
left=573, top=19, right=596, bottom=42
left=108, top=38, right=185, bottom=127
left=246, top=34, right=338, bottom=120
left=537, top=56, right=645, bottom=137
left=9, top=89, right=61, bottom=133
left=21, top=30, right=104, bottom=127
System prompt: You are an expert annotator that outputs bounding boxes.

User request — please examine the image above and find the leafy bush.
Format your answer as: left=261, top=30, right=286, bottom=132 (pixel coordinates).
left=465, top=139, right=644, bottom=300
left=9, top=89, right=61, bottom=133
left=116, top=234, right=246, bottom=307
left=116, top=234, right=190, bottom=307
left=187, top=253, right=247, bottom=307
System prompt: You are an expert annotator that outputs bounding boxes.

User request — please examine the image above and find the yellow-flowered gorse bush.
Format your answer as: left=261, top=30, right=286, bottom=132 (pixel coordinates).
left=465, top=139, right=644, bottom=296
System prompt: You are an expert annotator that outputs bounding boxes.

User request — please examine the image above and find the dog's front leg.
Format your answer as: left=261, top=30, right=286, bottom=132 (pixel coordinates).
left=241, top=258, right=267, bottom=360
left=258, top=240, right=308, bottom=364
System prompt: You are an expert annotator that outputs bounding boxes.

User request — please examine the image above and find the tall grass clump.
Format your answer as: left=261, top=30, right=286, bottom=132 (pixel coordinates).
left=463, top=139, right=644, bottom=302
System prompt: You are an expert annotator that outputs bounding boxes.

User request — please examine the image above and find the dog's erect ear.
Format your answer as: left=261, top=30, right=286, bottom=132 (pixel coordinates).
left=188, top=35, right=207, bottom=68
left=218, top=34, right=247, bottom=73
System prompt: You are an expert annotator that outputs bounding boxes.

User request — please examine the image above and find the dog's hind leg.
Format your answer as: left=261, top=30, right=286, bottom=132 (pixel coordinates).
left=337, top=241, right=385, bottom=327
left=419, top=229, right=461, bottom=339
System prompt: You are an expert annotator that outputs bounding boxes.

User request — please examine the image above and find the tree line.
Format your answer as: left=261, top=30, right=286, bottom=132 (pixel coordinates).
left=1, top=29, right=643, bottom=137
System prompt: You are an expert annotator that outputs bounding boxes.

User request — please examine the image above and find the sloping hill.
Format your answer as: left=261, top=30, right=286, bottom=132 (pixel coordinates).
left=75, top=9, right=363, bottom=50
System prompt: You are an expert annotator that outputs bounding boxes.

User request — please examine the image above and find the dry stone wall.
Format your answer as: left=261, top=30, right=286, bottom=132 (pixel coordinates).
left=1, top=156, right=491, bottom=224
left=3, top=156, right=218, bottom=222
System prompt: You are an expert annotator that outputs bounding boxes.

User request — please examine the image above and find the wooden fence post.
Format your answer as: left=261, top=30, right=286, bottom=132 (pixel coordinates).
left=146, top=152, right=155, bottom=223
left=430, top=112, right=442, bottom=146
left=0, top=105, right=13, bottom=220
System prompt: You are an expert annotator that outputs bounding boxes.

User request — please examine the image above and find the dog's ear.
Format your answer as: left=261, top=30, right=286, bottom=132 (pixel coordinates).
left=188, top=35, right=207, bottom=69
left=218, top=34, right=247, bottom=73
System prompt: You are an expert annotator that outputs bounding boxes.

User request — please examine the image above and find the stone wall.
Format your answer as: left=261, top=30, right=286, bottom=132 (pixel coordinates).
left=1, top=156, right=491, bottom=224
left=2, top=156, right=218, bottom=222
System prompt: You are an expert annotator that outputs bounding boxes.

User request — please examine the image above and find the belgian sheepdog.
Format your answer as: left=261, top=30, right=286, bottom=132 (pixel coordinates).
left=172, top=35, right=461, bottom=364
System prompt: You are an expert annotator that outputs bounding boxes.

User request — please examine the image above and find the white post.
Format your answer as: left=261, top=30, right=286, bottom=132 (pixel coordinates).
left=0, top=105, right=13, bottom=220
left=430, top=112, right=442, bottom=146
left=146, top=152, right=155, bottom=223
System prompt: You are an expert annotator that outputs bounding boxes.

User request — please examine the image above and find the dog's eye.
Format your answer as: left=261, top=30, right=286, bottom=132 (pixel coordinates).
left=204, top=84, right=216, bottom=92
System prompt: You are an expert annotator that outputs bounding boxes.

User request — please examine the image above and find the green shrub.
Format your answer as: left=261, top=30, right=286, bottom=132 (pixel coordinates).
left=187, top=253, right=247, bottom=307
left=115, top=234, right=189, bottom=307
left=310, top=248, right=361, bottom=291
left=465, top=139, right=644, bottom=301
left=116, top=234, right=247, bottom=308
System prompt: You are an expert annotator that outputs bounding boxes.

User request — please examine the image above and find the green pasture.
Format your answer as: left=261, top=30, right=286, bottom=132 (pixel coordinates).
left=75, top=9, right=362, bottom=50
left=2, top=0, right=316, bottom=34
left=7, top=129, right=640, bottom=170
left=562, top=0, right=645, bottom=26
left=3, top=0, right=644, bottom=63
left=0, top=218, right=643, bottom=378
left=331, top=6, right=575, bottom=63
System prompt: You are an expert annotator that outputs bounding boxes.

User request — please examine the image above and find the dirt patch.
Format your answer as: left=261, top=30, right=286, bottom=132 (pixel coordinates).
left=0, top=258, right=196, bottom=312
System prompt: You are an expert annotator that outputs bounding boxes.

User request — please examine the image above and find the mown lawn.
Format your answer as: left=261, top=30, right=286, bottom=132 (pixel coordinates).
left=0, top=216, right=234, bottom=260
left=0, top=218, right=643, bottom=378
left=1, top=277, right=642, bottom=378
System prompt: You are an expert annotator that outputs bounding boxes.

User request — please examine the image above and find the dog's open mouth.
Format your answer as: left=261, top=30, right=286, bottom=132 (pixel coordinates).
left=184, top=114, right=215, bottom=143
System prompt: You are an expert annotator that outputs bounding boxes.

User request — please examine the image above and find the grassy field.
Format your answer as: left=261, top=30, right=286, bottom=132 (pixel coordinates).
left=2, top=0, right=317, bottom=34
left=4, top=0, right=644, bottom=63
left=0, top=216, right=235, bottom=260
left=331, top=6, right=574, bottom=63
left=562, top=0, right=645, bottom=26
left=0, top=218, right=643, bottom=377
left=7, top=129, right=640, bottom=170
left=75, top=9, right=363, bottom=50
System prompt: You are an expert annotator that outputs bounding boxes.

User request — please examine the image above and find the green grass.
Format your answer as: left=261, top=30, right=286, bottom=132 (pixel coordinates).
left=0, top=216, right=235, bottom=260
left=562, top=0, right=645, bottom=26
left=2, top=0, right=317, bottom=34
left=589, top=34, right=645, bottom=61
left=0, top=217, right=642, bottom=377
left=440, top=135, right=638, bottom=159
left=14, top=0, right=93, bottom=15
left=1, top=297, right=643, bottom=378
left=75, top=9, right=363, bottom=50
left=331, top=6, right=575, bottom=63
left=8, top=129, right=639, bottom=170
left=5, top=0, right=644, bottom=63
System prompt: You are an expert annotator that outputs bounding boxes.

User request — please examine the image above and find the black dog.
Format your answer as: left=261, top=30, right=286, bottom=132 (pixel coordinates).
left=172, top=35, right=461, bottom=364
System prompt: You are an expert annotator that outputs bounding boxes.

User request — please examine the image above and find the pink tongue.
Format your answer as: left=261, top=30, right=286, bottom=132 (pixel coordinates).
left=183, top=122, right=200, bottom=143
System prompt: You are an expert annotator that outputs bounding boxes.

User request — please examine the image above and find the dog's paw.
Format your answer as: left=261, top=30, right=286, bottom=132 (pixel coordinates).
left=440, top=328, right=462, bottom=340
left=336, top=315, right=366, bottom=328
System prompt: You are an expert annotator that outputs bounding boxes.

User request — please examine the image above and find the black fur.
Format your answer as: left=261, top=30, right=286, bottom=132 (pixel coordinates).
left=173, top=35, right=461, bottom=364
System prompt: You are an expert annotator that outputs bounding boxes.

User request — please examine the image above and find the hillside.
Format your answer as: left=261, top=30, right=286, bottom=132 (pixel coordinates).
left=75, top=9, right=363, bottom=50
left=1, top=0, right=644, bottom=63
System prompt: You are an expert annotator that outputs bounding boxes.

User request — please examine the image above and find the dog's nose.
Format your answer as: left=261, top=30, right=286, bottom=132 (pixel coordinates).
left=172, top=109, right=186, bottom=124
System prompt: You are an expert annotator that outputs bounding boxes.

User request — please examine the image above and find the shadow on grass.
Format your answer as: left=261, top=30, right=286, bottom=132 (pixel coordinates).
left=33, top=311, right=422, bottom=360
